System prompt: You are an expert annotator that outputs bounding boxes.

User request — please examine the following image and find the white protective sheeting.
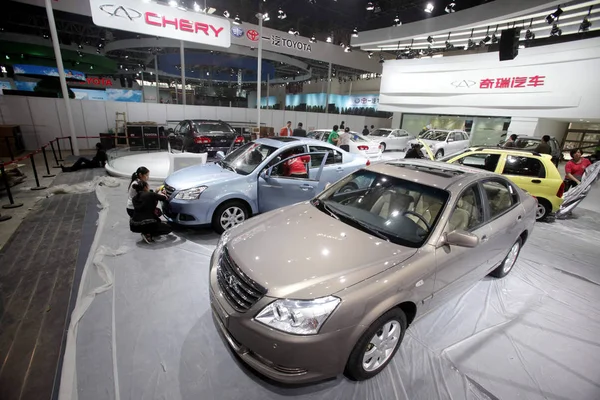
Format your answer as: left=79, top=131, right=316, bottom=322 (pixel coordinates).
left=60, top=182, right=600, bottom=400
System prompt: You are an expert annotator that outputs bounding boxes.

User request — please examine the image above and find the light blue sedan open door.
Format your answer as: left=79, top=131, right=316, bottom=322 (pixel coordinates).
left=257, top=152, right=328, bottom=213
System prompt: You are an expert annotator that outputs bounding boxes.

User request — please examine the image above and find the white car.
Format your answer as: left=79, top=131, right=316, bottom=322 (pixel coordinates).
left=367, top=128, right=415, bottom=151
left=308, top=129, right=383, bottom=160
left=408, top=129, right=471, bottom=159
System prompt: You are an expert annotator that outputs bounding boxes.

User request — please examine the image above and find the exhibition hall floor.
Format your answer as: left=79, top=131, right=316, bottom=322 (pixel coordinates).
left=57, top=176, right=600, bottom=400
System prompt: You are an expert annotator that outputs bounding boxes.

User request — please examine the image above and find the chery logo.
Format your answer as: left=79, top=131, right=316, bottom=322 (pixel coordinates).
left=451, top=80, right=476, bottom=88
left=145, top=12, right=224, bottom=37
left=246, top=29, right=259, bottom=42
left=99, top=4, right=142, bottom=20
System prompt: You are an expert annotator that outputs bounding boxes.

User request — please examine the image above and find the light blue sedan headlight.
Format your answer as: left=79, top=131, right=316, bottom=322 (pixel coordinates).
left=174, top=185, right=207, bottom=200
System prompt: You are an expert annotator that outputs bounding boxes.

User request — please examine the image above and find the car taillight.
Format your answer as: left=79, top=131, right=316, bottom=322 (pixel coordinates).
left=194, top=136, right=211, bottom=144
left=234, top=136, right=245, bottom=143
left=358, top=145, right=369, bottom=151
left=379, top=144, right=383, bottom=150
left=557, top=181, right=565, bottom=198
left=366, top=160, right=371, bottom=166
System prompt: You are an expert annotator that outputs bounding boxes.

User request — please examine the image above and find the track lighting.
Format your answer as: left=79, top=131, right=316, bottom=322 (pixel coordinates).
left=309, top=35, right=317, bottom=43
left=367, top=51, right=373, bottom=58
left=424, top=3, right=434, bottom=13
left=168, top=0, right=178, bottom=7
left=427, top=36, right=434, bottom=44
left=278, top=9, right=287, bottom=20
left=366, top=2, right=374, bottom=11
left=262, top=13, right=270, bottom=21
left=193, top=2, right=200, bottom=12
left=352, top=28, right=359, bottom=38
left=550, top=23, right=562, bottom=36
left=393, top=15, right=401, bottom=26
left=223, top=10, right=230, bottom=18
left=525, top=29, right=535, bottom=40
left=288, top=28, right=299, bottom=36
left=467, top=38, right=475, bottom=49
left=379, top=55, right=385, bottom=64
left=580, top=17, right=592, bottom=32
left=492, top=33, right=499, bottom=43
left=445, top=2, right=455, bottom=13
left=233, top=15, right=241, bottom=25
left=546, top=6, right=563, bottom=24
left=344, top=46, right=352, bottom=53
left=480, top=36, right=490, bottom=46
left=445, top=41, right=454, bottom=49
left=326, top=36, right=332, bottom=43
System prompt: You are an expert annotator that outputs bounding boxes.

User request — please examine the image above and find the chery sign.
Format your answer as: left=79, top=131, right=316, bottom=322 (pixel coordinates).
left=89, top=0, right=231, bottom=48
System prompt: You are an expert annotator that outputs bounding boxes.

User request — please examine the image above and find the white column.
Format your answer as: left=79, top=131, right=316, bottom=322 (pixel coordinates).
left=45, top=0, right=79, bottom=155
left=256, top=16, right=264, bottom=138
left=325, top=62, right=332, bottom=114
left=155, top=54, right=160, bottom=104
left=266, top=74, right=270, bottom=108
left=180, top=41, right=186, bottom=105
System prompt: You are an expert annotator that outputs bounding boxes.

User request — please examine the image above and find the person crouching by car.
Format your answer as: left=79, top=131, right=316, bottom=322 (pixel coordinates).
left=405, top=143, right=425, bottom=159
left=339, top=127, right=352, bottom=152
left=565, top=148, right=592, bottom=191
left=127, top=166, right=150, bottom=217
left=282, top=148, right=311, bottom=179
left=129, top=181, right=172, bottom=243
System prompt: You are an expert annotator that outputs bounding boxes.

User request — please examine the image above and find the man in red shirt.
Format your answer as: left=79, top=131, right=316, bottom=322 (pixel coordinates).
left=565, top=148, right=591, bottom=188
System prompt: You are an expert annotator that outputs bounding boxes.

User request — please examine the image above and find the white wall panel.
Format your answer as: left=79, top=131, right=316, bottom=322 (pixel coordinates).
left=165, top=104, right=184, bottom=122
left=83, top=101, right=111, bottom=144
left=258, top=109, right=271, bottom=128
left=146, top=103, right=167, bottom=125
left=104, top=101, right=127, bottom=131
left=126, top=102, right=149, bottom=122
left=0, top=96, right=36, bottom=149
left=306, top=113, right=319, bottom=132
left=215, top=107, right=231, bottom=122
left=28, top=98, right=62, bottom=149
left=198, top=105, right=216, bottom=120
left=184, top=105, right=202, bottom=119
left=317, top=113, right=329, bottom=129
left=271, top=110, right=285, bottom=132
left=230, top=108, right=247, bottom=122
left=283, top=111, right=296, bottom=129
left=56, top=99, right=91, bottom=150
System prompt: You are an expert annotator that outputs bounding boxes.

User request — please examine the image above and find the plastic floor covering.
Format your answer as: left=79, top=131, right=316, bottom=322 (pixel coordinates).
left=59, top=181, right=600, bottom=400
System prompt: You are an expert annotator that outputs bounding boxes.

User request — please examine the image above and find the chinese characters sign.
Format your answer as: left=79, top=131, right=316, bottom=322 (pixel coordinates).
left=479, top=75, right=546, bottom=89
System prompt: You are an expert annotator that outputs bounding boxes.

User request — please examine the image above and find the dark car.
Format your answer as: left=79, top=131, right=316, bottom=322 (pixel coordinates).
left=169, top=119, right=250, bottom=155
left=498, top=135, right=561, bottom=165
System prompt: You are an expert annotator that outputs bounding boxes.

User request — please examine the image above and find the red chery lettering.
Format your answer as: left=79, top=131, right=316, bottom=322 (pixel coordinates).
left=145, top=12, right=224, bottom=37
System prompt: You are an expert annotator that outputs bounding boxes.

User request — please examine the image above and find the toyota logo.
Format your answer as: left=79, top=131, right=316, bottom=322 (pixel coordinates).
left=451, top=80, right=476, bottom=88
left=99, top=4, right=142, bottom=20
left=246, top=29, right=260, bottom=42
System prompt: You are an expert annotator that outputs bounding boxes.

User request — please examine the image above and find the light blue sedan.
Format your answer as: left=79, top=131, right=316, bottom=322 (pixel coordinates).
left=162, top=137, right=372, bottom=233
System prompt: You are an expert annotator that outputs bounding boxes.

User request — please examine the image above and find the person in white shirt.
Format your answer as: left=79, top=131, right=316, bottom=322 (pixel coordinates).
left=127, top=166, right=150, bottom=217
left=339, top=127, right=352, bottom=152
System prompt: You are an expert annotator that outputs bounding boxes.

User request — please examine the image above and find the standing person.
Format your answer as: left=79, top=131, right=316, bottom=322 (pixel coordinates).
left=279, top=121, right=292, bottom=137
left=61, top=143, right=108, bottom=172
left=340, top=121, right=345, bottom=130
left=129, top=181, right=172, bottom=243
left=370, top=125, right=375, bottom=133
left=565, top=148, right=592, bottom=190
left=339, top=127, right=351, bottom=152
left=127, top=166, right=150, bottom=217
left=535, top=135, right=552, bottom=155
left=292, top=122, right=307, bottom=137
left=504, top=134, right=518, bottom=148
left=362, top=125, right=370, bottom=135
left=327, top=125, right=340, bottom=146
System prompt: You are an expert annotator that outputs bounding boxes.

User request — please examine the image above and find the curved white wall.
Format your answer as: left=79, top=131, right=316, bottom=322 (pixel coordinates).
left=379, top=37, right=600, bottom=121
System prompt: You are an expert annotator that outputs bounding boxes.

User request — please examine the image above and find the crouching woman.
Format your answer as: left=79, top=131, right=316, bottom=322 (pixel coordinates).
left=129, top=181, right=172, bottom=243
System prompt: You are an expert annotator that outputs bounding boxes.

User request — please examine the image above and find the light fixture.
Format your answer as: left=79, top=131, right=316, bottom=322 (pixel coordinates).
left=233, top=15, right=241, bottom=25
left=4, top=55, right=9, bottom=60
left=309, top=35, right=317, bottom=43
left=393, top=15, right=401, bottom=26
left=168, top=0, right=178, bottom=7
left=425, top=3, right=434, bottom=13
left=288, top=28, right=299, bottom=35
left=366, top=2, right=374, bottom=11
left=480, top=26, right=491, bottom=46
left=278, top=9, right=287, bottom=20
left=223, top=10, right=230, bottom=18
left=193, top=2, right=200, bottom=12
left=546, top=6, right=563, bottom=24
left=90, top=65, right=93, bottom=70
left=427, top=35, right=434, bottom=44
left=367, top=51, right=373, bottom=58
left=550, top=23, right=562, bottom=36
left=525, top=29, right=535, bottom=40
left=344, top=45, right=352, bottom=53
left=352, top=28, right=359, bottom=37
left=326, top=35, right=332, bottom=43
left=580, top=6, right=593, bottom=32
left=78, top=44, right=83, bottom=49
left=262, top=13, right=270, bottom=21
left=445, top=2, right=455, bottom=13
left=379, top=54, right=385, bottom=64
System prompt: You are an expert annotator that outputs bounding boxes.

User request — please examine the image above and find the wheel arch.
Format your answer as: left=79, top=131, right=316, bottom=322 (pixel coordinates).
left=211, top=196, right=254, bottom=221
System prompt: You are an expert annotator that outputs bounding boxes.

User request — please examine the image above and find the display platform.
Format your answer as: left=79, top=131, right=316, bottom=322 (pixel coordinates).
left=57, top=178, right=600, bottom=400
left=105, top=150, right=207, bottom=181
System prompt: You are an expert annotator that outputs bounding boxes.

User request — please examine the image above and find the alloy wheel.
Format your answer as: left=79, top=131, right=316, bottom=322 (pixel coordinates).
left=503, top=242, right=520, bottom=274
left=220, top=206, right=245, bottom=230
left=535, top=203, right=547, bottom=220
left=362, top=320, right=401, bottom=372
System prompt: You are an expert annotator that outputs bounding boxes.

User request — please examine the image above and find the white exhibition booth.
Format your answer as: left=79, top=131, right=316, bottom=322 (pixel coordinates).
left=382, top=37, right=600, bottom=142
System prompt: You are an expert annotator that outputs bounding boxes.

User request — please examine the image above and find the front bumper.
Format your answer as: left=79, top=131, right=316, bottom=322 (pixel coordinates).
left=162, top=198, right=213, bottom=226
left=209, top=261, right=352, bottom=384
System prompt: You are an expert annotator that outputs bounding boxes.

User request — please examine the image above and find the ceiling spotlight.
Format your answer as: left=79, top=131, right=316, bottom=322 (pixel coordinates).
left=352, top=28, right=359, bottom=38
left=366, top=2, right=375, bottom=11
left=546, top=6, right=563, bottom=24
left=525, top=29, right=535, bottom=40
left=491, top=33, right=499, bottom=43
left=550, top=23, right=562, bottom=36
left=262, top=13, right=270, bottom=21
left=425, top=3, right=434, bottom=13
left=393, top=15, right=401, bottom=26
left=278, top=9, right=287, bottom=19
left=427, top=35, right=434, bottom=43
left=445, top=41, right=454, bottom=49
left=479, top=36, right=490, bottom=46
left=580, top=17, right=592, bottom=32
left=344, top=45, right=352, bottom=53
left=78, top=44, right=83, bottom=49
left=223, top=10, right=230, bottom=18
left=168, top=0, right=178, bottom=7
left=326, top=35, right=332, bottom=43
left=379, top=55, right=385, bottom=64
left=309, top=35, right=317, bottom=43
left=288, top=28, right=299, bottom=35
left=367, top=51, right=373, bottom=58
left=445, top=2, right=455, bottom=13
left=233, top=15, right=241, bottom=25
left=467, top=38, right=475, bottom=49
left=193, top=2, right=200, bottom=12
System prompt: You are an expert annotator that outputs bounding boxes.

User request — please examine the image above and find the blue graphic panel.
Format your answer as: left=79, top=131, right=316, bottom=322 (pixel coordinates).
left=12, top=64, right=86, bottom=81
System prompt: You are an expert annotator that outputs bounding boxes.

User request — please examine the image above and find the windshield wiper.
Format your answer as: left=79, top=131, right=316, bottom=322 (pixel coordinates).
left=312, top=199, right=339, bottom=220
left=219, top=160, right=236, bottom=173
left=323, top=201, right=390, bottom=241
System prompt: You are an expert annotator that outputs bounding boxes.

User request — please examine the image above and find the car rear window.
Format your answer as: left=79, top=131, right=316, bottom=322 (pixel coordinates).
left=193, top=121, right=235, bottom=134
left=502, top=155, right=546, bottom=178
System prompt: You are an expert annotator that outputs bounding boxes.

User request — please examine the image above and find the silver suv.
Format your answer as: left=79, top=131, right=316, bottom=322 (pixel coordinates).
left=210, top=160, right=536, bottom=383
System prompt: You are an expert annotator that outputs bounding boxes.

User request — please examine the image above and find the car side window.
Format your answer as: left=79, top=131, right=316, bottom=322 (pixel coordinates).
left=447, top=185, right=484, bottom=232
left=482, top=180, right=517, bottom=219
left=456, top=153, right=500, bottom=172
left=173, top=122, right=182, bottom=135
left=321, top=132, right=330, bottom=142
left=452, top=132, right=462, bottom=141
left=398, top=131, right=408, bottom=137
left=308, top=145, right=342, bottom=166
left=502, top=155, right=546, bottom=178
left=180, top=122, right=190, bottom=136
left=269, top=145, right=311, bottom=179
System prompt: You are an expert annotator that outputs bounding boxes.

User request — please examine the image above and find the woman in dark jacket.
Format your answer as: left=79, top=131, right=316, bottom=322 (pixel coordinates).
left=129, top=181, right=172, bottom=243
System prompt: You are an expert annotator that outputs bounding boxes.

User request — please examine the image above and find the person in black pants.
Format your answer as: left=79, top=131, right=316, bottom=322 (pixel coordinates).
left=61, top=143, right=108, bottom=172
left=129, top=181, right=172, bottom=243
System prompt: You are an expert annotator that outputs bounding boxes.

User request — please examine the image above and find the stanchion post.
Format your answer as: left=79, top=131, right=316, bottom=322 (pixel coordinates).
left=56, top=138, right=64, bottom=161
left=68, top=136, right=74, bottom=156
left=50, top=141, right=61, bottom=168
left=4, top=137, right=14, bottom=161
left=41, top=146, right=56, bottom=177
left=29, top=153, right=47, bottom=191
left=0, top=163, right=24, bottom=209
left=0, top=213, right=10, bottom=222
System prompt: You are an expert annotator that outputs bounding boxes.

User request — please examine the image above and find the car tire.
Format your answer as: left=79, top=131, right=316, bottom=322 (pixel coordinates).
left=212, top=200, right=249, bottom=234
left=344, top=308, right=407, bottom=381
left=380, top=143, right=386, bottom=152
left=535, top=198, right=552, bottom=221
left=489, top=237, right=522, bottom=278
left=339, top=182, right=359, bottom=193
left=435, top=149, right=444, bottom=159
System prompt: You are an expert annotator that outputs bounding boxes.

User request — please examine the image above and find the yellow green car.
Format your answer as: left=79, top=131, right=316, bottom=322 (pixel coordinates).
left=417, top=141, right=564, bottom=220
